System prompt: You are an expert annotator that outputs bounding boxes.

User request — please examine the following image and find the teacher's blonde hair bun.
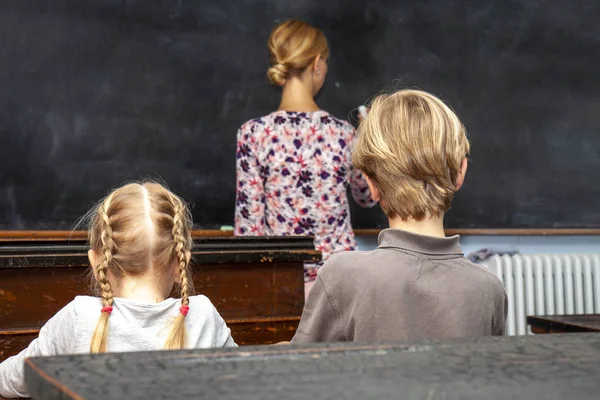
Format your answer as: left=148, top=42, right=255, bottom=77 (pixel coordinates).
left=267, top=20, right=329, bottom=87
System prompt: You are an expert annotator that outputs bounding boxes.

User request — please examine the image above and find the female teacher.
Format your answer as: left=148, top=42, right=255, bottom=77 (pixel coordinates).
left=234, top=20, right=376, bottom=285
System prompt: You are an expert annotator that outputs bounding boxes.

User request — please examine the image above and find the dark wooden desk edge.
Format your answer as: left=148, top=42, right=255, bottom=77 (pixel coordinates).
left=0, top=251, right=320, bottom=268
left=527, top=315, right=600, bottom=333
left=2, top=229, right=600, bottom=241
left=0, top=233, right=322, bottom=266
left=20, top=333, right=600, bottom=400
left=25, top=358, right=84, bottom=400
left=24, top=332, right=600, bottom=364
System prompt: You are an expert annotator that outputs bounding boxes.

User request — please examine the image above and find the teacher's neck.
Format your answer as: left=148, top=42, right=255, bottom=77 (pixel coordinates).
left=277, top=77, right=320, bottom=112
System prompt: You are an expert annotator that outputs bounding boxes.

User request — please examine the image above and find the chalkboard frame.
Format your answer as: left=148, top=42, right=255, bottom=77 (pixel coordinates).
left=0, top=229, right=599, bottom=243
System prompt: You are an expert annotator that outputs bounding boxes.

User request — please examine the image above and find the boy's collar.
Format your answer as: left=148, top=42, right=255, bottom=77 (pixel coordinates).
left=377, top=228, right=463, bottom=255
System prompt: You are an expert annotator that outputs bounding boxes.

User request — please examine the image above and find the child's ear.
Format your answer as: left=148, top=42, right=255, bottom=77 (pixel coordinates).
left=172, top=259, right=181, bottom=283
left=88, top=250, right=99, bottom=280
left=364, top=175, right=381, bottom=202
left=455, top=158, right=468, bottom=191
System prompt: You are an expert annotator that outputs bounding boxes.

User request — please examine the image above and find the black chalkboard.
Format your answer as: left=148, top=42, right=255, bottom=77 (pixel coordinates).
left=1, top=0, right=599, bottom=230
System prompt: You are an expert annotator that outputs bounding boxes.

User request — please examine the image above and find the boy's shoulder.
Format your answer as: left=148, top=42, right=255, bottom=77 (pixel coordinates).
left=318, top=249, right=378, bottom=281
left=451, top=257, right=507, bottom=297
left=319, top=248, right=505, bottom=294
left=465, top=259, right=506, bottom=290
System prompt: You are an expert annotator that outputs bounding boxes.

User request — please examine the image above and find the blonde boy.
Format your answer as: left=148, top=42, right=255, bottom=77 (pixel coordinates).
left=292, top=90, right=507, bottom=343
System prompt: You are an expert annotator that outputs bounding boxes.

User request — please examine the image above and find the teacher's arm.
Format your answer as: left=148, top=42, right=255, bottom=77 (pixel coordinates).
left=344, top=123, right=377, bottom=208
left=234, top=124, right=266, bottom=235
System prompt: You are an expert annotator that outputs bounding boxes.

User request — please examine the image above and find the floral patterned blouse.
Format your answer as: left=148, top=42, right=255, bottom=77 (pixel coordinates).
left=234, top=110, right=376, bottom=276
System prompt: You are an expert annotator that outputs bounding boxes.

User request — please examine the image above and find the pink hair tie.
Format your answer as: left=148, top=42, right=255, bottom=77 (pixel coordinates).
left=179, top=305, right=190, bottom=316
left=101, top=306, right=113, bottom=315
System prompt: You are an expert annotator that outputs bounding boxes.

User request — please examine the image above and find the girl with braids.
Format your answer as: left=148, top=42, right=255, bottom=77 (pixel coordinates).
left=0, top=182, right=236, bottom=398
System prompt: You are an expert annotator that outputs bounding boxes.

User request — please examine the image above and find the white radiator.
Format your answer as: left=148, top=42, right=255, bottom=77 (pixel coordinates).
left=481, top=254, right=600, bottom=336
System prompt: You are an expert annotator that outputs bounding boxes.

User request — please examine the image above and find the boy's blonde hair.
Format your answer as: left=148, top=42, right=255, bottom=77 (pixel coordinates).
left=87, top=182, right=194, bottom=353
left=353, top=89, right=470, bottom=220
left=267, top=20, right=329, bottom=87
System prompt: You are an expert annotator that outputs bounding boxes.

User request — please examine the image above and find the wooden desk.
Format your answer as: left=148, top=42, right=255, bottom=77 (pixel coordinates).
left=0, top=235, right=319, bottom=361
left=527, top=315, right=600, bottom=334
left=22, top=333, right=600, bottom=399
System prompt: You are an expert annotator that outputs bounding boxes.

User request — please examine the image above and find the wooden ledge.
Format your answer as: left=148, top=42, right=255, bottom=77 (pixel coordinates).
left=355, top=228, right=600, bottom=236
left=0, top=235, right=321, bottom=267
left=0, top=230, right=232, bottom=241
left=1, top=228, right=599, bottom=242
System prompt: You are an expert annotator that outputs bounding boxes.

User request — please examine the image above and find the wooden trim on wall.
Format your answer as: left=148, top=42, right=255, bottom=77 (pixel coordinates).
left=355, top=228, right=600, bottom=236
left=0, top=230, right=233, bottom=241
left=445, top=228, right=600, bottom=236
left=1, top=228, right=600, bottom=241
